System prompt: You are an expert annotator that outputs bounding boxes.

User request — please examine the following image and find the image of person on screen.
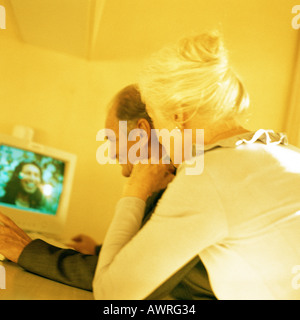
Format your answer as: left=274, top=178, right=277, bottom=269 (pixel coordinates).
left=0, top=161, right=44, bottom=209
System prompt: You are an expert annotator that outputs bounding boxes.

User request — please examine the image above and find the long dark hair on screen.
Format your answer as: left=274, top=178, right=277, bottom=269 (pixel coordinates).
left=1, top=161, right=44, bottom=209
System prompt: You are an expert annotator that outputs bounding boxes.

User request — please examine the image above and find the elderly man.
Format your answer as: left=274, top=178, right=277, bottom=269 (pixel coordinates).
left=0, top=85, right=215, bottom=300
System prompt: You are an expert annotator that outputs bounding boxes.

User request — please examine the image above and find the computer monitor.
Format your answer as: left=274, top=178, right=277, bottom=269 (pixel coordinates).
left=0, top=133, right=76, bottom=236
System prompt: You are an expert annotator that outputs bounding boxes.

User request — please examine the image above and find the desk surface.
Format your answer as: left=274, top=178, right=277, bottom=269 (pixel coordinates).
left=0, top=260, right=94, bottom=300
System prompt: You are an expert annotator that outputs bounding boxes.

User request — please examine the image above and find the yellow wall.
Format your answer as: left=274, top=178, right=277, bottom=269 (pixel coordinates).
left=0, top=1, right=145, bottom=241
left=0, top=0, right=298, bottom=242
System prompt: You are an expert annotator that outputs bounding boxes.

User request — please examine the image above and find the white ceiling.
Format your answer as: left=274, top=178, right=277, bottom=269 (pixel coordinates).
left=6, top=0, right=247, bottom=60
left=11, top=0, right=224, bottom=60
left=9, top=0, right=299, bottom=61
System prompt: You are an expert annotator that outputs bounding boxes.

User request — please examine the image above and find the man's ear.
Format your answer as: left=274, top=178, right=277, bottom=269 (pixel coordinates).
left=136, top=118, right=152, bottom=142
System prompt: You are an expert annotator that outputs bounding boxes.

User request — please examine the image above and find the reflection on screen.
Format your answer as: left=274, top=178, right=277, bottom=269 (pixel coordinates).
left=0, top=144, right=65, bottom=215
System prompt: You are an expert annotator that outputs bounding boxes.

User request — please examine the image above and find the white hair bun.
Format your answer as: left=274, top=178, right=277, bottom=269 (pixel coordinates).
left=179, top=31, right=227, bottom=65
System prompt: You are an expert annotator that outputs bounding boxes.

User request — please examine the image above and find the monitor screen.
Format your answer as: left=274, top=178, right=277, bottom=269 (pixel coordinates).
left=0, top=144, right=65, bottom=216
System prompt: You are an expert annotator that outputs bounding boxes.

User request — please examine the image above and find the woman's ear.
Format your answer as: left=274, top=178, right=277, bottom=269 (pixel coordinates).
left=174, top=112, right=187, bottom=130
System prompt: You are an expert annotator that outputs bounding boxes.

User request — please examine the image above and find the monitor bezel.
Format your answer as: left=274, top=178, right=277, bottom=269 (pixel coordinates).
left=0, top=133, right=76, bottom=236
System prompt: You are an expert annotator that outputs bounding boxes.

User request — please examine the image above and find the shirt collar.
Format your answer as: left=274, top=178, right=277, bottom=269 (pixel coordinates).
left=204, top=129, right=288, bottom=152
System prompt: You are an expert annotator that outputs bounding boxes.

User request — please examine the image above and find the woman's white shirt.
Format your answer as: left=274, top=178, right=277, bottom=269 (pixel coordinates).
left=93, top=130, right=300, bottom=300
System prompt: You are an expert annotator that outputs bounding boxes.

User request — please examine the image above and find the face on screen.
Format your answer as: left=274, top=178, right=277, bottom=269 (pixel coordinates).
left=19, top=163, right=42, bottom=194
left=0, top=144, right=65, bottom=215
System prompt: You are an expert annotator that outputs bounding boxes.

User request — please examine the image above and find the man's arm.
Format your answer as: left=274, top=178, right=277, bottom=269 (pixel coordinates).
left=17, top=190, right=163, bottom=291
left=0, top=211, right=100, bottom=291
left=0, top=188, right=165, bottom=292
left=18, top=239, right=100, bottom=291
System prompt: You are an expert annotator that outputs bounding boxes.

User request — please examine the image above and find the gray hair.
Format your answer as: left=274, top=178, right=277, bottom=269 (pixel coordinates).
left=138, top=31, right=250, bottom=127
left=113, top=84, right=153, bottom=129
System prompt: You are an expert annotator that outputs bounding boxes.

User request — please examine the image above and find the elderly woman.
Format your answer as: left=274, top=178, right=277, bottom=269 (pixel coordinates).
left=93, top=32, right=300, bottom=300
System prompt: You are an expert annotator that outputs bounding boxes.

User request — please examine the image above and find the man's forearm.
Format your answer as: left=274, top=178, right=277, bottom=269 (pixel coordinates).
left=18, top=239, right=100, bottom=291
